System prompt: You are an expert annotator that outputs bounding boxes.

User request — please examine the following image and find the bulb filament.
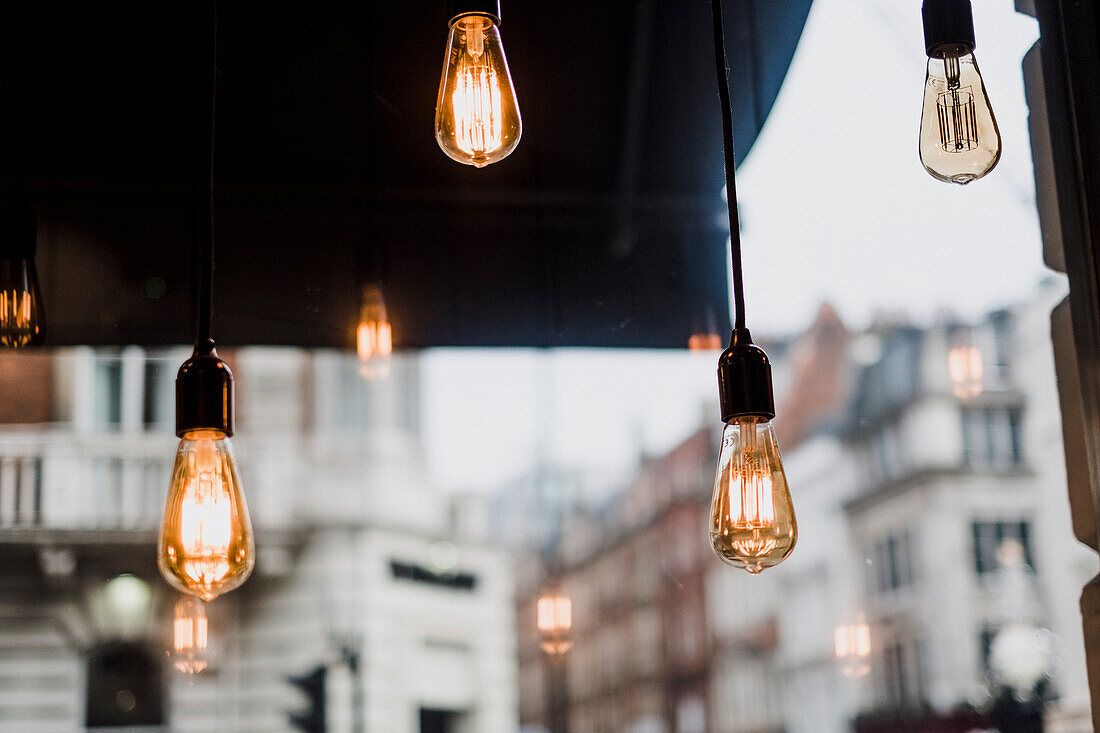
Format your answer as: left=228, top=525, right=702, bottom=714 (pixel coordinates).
left=0, top=288, right=37, bottom=347
left=728, top=422, right=778, bottom=558
left=936, top=55, right=978, bottom=153
left=178, top=443, right=233, bottom=592
left=453, top=28, right=503, bottom=160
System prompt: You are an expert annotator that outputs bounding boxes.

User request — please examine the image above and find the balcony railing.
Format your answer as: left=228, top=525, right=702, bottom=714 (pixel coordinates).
left=0, top=428, right=301, bottom=537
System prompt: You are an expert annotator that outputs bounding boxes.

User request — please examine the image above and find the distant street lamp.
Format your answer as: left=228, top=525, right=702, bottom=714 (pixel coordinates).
left=537, top=589, right=573, bottom=733
left=537, top=593, right=573, bottom=656
left=988, top=540, right=1055, bottom=733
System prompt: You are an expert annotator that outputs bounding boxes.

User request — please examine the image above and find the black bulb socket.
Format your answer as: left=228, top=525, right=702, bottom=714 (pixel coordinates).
left=717, top=328, right=775, bottom=423
left=922, top=0, right=975, bottom=58
left=449, top=0, right=501, bottom=26
left=175, top=339, right=234, bottom=438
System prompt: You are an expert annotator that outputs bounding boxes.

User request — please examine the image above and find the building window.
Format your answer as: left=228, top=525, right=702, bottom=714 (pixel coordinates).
left=879, top=638, right=924, bottom=708
left=870, top=531, right=915, bottom=594
left=971, top=520, right=1033, bottom=576
left=961, top=406, right=1024, bottom=469
left=93, top=357, right=123, bottom=428
left=142, top=357, right=173, bottom=429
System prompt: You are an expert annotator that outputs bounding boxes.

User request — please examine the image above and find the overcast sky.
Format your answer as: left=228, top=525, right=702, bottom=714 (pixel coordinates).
left=421, top=0, right=1051, bottom=494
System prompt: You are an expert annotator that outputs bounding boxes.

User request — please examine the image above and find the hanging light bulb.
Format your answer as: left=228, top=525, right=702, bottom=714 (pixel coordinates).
left=709, top=408, right=797, bottom=574
left=172, top=595, right=210, bottom=675
left=435, top=1, right=521, bottom=167
left=159, top=0, right=254, bottom=602
left=0, top=197, right=44, bottom=348
left=919, top=0, right=1000, bottom=185
left=536, top=592, right=573, bottom=656
left=357, top=284, right=392, bottom=379
left=158, top=416, right=254, bottom=601
left=707, top=0, right=796, bottom=575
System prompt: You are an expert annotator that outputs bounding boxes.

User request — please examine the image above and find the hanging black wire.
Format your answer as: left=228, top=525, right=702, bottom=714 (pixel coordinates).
left=196, top=0, right=218, bottom=350
left=710, top=0, right=747, bottom=331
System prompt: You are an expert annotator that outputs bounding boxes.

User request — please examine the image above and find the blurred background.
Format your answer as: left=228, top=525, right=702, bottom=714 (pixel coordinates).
left=0, top=0, right=1092, bottom=732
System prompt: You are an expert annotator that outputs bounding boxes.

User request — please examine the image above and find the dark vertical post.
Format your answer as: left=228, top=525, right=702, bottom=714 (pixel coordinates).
left=545, top=653, right=569, bottom=733
left=1030, top=0, right=1100, bottom=728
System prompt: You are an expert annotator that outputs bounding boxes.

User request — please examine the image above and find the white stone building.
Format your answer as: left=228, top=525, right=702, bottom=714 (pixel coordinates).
left=707, top=282, right=1095, bottom=733
left=0, top=348, right=517, bottom=733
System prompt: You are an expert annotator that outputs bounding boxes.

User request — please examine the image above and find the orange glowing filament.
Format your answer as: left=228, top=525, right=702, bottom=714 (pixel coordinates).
left=729, top=470, right=777, bottom=557
left=0, top=289, right=38, bottom=347
left=452, top=28, right=503, bottom=158
left=179, top=444, right=233, bottom=589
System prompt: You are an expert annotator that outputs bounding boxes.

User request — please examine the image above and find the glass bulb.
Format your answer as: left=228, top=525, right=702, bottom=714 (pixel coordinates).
left=158, top=429, right=255, bottom=601
left=919, top=49, right=1000, bottom=185
left=172, top=595, right=210, bottom=675
left=0, top=255, right=44, bottom=348
left=357, top=284, right=392, bottom=380
left=435, top=13, right=521, bottom=167
left=709, top=418, right=797, bottom=574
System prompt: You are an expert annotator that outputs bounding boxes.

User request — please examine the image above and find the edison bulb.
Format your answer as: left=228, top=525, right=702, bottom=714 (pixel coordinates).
left=158, top=430, right=254, bottom=601
left=919, top=49, right=1000, bottom=184
left=709, top=418, right=796, bottom=574
left=172, top=595, right=210, bottom=675
left=435, top=12, right=521, bottom=167
left=357, top=284, right=392, bottom=379
left=0, top=255, right=43, bottom=348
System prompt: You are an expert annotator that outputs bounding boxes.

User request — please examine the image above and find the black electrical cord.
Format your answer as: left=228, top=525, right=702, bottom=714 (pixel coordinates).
left=710, top=0, right=746, bottom=332
left=196, top=0, right=218, bottom=351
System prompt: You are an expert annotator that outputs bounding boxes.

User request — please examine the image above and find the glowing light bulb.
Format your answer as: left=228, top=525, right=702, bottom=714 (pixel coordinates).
left=709, top=418, right=796, bottom=574
left=357, top=284, right=392, bottom=380
left=948, top=344, right=983, bottom=399
left=0, top=200, right=44, bottom=348
left=158, top=429, right=254, bottom=601
left=919, top=48, right=1000, bottom=185
left=835, top=617, right=872, bottom=678
left=688, top=332, right=723, bottom=351
left=172, top=595, right=210, bottom=675
left=435, top=11, right=521, bottom=167
left=537, top=593, right=573, bottom=655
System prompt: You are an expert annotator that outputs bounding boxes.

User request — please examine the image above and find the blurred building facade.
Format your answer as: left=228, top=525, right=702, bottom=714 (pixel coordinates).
left=516, top=285, right=1095, bottom=733
left=0, top=349, right=517, bottom=733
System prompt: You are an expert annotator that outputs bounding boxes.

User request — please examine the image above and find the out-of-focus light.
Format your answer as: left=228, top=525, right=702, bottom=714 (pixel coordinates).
left=172, top=595, right=210, bottom=675
left=0, top=199, right=44, bottom=348
left=948, top=344, right=983, bottom=399
left=835, top=617, right=872, bottom=678
left=990, top=623, right=1055, bottom=697
left=688, top=332, right=724, bottom=351
left=357, top=285, right=392, bottom=380
left=101, top=574, right=154, bottom=641
left=537, top=593, right=573, bottom=655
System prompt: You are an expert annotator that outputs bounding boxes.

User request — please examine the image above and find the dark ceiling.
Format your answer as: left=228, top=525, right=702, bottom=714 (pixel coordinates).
left=0, top=0, right=812, bottom=348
